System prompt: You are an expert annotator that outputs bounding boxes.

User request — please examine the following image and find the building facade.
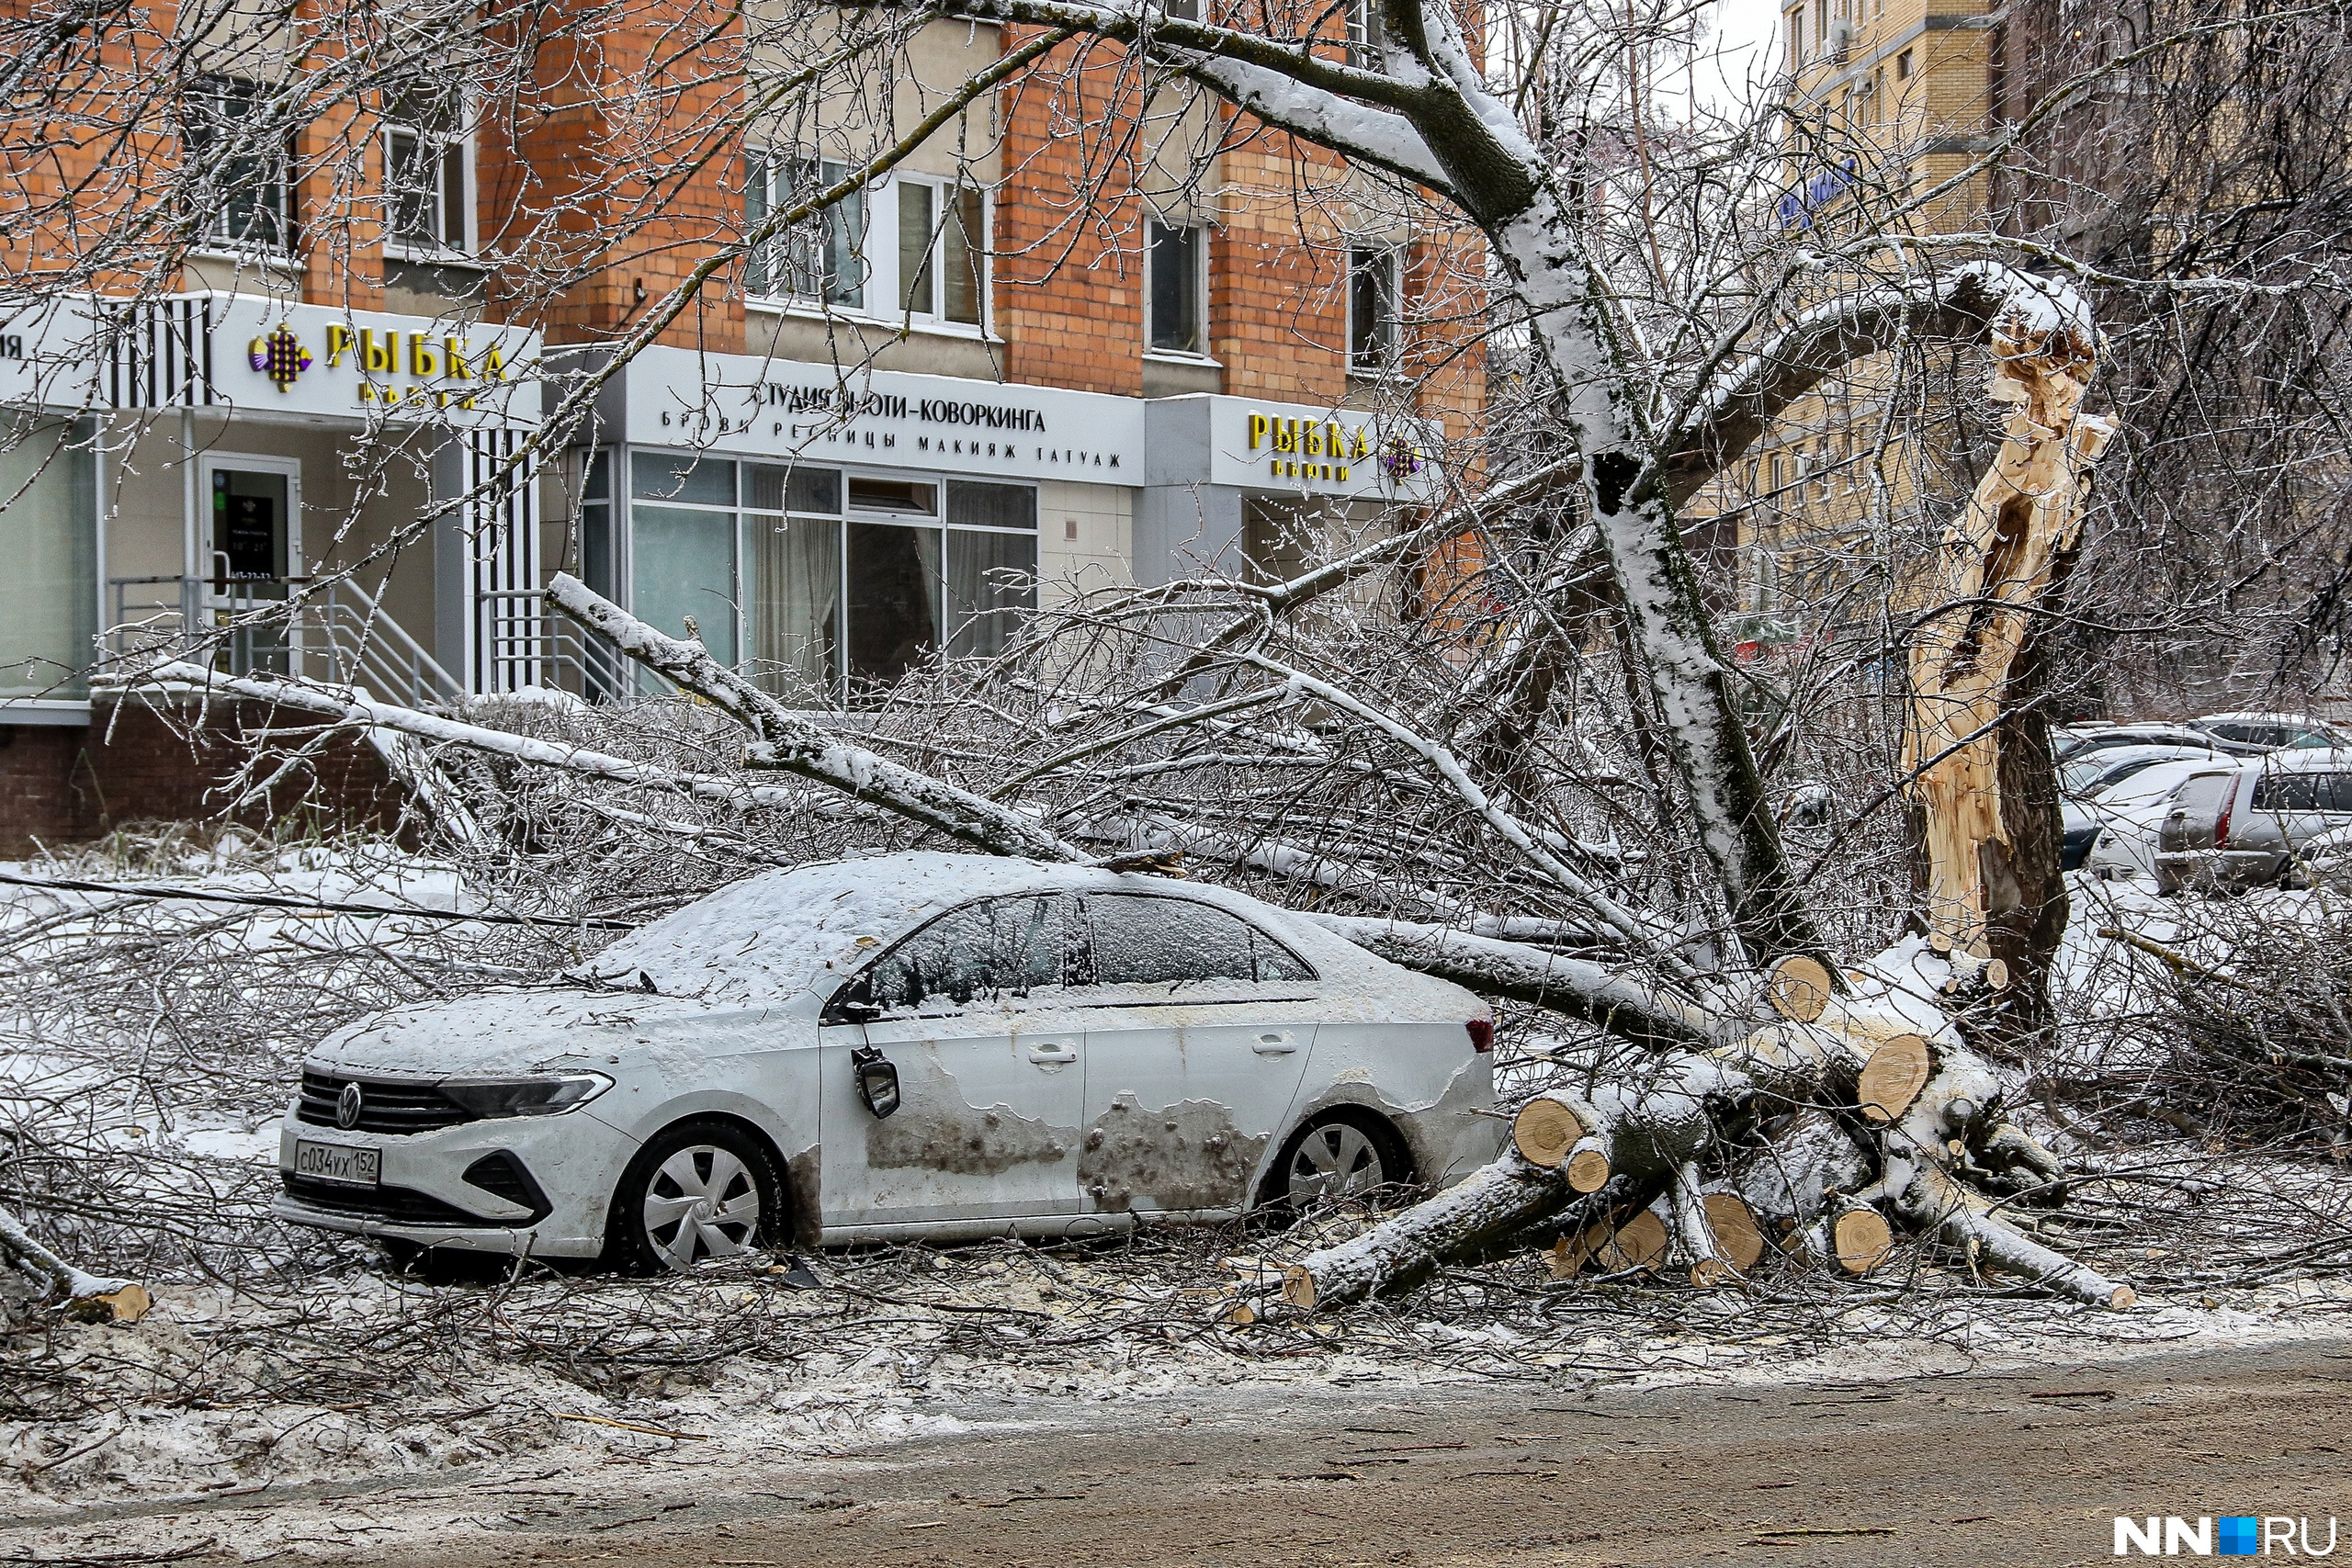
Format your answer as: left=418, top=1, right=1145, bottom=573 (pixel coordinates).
left=0, top=7, right=1482, bottom=846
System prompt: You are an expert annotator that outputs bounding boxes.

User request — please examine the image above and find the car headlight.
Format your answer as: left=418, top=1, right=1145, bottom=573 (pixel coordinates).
left=438, top=1072, right=614, bottom=1119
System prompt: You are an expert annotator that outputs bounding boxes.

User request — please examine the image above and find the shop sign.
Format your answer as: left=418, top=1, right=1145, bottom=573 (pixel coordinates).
left=627, top=348, right=1144, bottom=483
left=213, top=296, right=539, bottom=425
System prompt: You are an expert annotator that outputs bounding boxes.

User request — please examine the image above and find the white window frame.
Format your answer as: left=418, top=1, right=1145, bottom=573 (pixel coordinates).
left=1347, top=244, right=1402, bottom=378
left=748, top=166, right=989, bottom=337
left=888, top=173, right=991, bottom=335
left=381, top=86, right=475, bottom=259
left=184, top=75, right=295, bottom=255
left=1144, top=219, right=1210, bottom=359
left=745, top=152, right=867, bottom=310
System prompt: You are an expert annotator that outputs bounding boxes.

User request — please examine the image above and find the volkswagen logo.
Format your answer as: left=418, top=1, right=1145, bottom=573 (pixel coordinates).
left=335, top=1080, right=364, bottom=1130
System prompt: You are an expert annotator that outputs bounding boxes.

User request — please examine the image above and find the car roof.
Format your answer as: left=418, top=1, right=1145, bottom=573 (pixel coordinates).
left=2256, top=746, right=2352, bottom=772
left=2197, top=710, right=2339, bottom=726
left=2097, top=756, right=2242, bottom=804
left=583, top=852, right=1386, bottom=1005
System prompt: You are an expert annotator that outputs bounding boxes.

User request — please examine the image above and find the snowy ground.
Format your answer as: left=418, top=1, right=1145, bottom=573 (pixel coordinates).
left=3, top=837, right=2349, bottom=1562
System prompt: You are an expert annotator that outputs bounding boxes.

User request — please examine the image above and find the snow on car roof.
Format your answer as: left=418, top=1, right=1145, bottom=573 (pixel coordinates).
left=2096, top=756, right=2240, bottom=806
left=580, top=852, right=1341, bottom=1005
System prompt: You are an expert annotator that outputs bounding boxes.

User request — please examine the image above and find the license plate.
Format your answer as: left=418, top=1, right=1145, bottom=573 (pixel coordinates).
left=294, top=1140, right=380, bottom=1188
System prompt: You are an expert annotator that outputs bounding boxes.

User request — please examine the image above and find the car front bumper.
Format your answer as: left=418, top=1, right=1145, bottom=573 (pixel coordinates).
left=274, top=1104, right=638, bottom=1258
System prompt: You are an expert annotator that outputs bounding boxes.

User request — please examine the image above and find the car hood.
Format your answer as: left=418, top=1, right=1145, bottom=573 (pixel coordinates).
left=307, top=987, right=750, bottom=1080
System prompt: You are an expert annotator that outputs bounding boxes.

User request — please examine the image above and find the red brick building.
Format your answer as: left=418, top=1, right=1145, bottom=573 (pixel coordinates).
left=0, top=5, right=1486, bottom=849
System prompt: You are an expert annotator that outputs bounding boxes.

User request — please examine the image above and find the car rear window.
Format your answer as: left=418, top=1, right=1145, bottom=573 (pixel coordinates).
left=1083, top=894, right=1316, bottom=987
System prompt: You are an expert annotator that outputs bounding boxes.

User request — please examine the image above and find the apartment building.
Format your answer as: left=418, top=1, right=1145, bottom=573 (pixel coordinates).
left=1721, top=0, right=2003, bottom=657
left=0, top=7, right=1480, bottom=846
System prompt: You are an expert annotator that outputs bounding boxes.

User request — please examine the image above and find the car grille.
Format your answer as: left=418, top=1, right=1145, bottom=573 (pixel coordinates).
left=281, top=1173, right=495, bottom=1227
left=296, top=1071, right=477, bottom=1134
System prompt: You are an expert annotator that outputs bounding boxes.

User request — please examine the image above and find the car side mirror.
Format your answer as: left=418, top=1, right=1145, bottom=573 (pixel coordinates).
left=851, top=1043, right=900, bottom=1120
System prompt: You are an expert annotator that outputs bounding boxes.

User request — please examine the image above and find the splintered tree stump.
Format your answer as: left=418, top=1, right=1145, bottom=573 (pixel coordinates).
left=1702, top=1192, right=1767, bottom=1273
left=1766, top=955, right=1834, bottom=1023
left=1832, top=1205, right=1896, bottom=1276
left=1859, top=1034, right=1934, bottom=1123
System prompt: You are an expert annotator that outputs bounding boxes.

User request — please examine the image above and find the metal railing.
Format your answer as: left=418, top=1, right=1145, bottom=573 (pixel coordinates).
left=473, top=589, right=631, bottom=701
left=107, top=572, right=465, bottom=711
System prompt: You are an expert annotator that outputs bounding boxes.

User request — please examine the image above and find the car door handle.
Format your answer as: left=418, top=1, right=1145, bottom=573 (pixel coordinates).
left=1026, top=1043, right=1078, bottom=1065
left=1252, top=1032, right=1299, bottom=1055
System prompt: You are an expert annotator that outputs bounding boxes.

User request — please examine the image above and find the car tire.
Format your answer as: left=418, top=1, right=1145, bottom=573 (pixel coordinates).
left=1258, top=1108, right=1415, bottom=1217
left=603, top=1118, right=785, bottom=1275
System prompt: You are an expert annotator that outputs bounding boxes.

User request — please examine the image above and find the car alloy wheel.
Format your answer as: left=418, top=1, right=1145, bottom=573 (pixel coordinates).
left=1284, top=1119, right=1390, bottom=1204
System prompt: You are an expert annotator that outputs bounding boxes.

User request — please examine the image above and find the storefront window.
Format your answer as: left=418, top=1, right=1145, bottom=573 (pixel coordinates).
left=629, top=456, right=1035, bottom=703
left=629, top=454, right=738, bottom=668
left=744, top=463, right=840, bottom=701
left=0, top=421, right=96, bottom=702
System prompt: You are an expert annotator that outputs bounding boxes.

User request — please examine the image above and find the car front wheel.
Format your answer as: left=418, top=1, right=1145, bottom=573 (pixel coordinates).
left=605, top=1119, right=782, bottom=1273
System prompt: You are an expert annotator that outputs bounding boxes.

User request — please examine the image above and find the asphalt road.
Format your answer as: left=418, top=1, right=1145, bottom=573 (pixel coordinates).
left=396, top=1337, right=2352, bottom=1568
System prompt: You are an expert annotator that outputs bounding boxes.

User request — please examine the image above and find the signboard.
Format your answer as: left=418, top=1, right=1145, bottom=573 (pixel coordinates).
left=1146, top=393, right=1442, bottom=503
left=621, top=347, right=1144, bottom=485
left=0, top=294, right=540, bottom=426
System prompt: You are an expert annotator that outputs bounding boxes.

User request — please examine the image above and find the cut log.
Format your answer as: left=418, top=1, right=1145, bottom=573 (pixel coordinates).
left=1859, top=1034, right=1935, bottom=1123
left=1766, top=954, right=1833, bottom=1022
left=1597, top=1209, right=1669, bottom=1272
left=1565, top=1139, right=1612, bottom=1194
left=1831, top=1204, right=1895, bottom=1276
left=1702, top=1192, right=1767, bottom=1272
left=1511, top=1096, right=1588, bottom=1168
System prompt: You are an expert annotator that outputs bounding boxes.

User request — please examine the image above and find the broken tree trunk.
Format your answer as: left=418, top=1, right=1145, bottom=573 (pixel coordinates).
left=0, top=1202, right=147, bottom=1321
left=1904, top=291, right=2117, bottom=1037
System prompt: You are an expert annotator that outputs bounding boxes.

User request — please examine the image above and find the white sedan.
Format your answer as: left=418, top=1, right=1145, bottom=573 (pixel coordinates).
left=275, top=853, right=1500, bottom=1269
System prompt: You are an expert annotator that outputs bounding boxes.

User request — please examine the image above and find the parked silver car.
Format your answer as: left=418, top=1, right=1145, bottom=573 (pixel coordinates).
left=2155, top=748, right=2352, bottom=892
left=2059, top=744, right=2224, bottom=870
left=2189, top=712, right=2352, bottom=754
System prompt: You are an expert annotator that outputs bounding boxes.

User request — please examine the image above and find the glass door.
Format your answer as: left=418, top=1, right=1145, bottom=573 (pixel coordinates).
left=199, top=455, right=300, bottom=677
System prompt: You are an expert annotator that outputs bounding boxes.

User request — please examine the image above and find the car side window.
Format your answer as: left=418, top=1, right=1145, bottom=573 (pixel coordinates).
left=2262, top=773, right=2318, bottom=812
left=834, top=895, right=1082, bottom=1019
left=2325, top=774, right=2352, bottom=812
left=1082, top=894, right=1316, bottom=988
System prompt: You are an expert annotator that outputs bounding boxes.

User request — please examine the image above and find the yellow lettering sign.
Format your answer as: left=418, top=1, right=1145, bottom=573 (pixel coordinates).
left=409, top=333, right=440, bottom=378
left=445, top=337, right=473, bottom=379
left=325, top=324, right=352, bottom=367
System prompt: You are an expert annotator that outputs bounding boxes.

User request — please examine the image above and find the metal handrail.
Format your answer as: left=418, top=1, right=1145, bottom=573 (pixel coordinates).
left=105, top=574, right=464, bottom=711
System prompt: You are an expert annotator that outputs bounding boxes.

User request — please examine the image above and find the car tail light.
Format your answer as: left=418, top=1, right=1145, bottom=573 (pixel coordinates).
left=1466, top=1020, right=1494, bottom=1054
left=2213, top=784, right=2234, bottom=849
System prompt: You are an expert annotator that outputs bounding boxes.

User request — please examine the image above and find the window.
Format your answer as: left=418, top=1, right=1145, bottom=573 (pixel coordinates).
left=851, top=895, right=1085, bottom=1016
left=1084, top=895, right=1316, bottom=988
left=1348, top=0, right=1387, bottom=67
left=945, top=481, right=1037, bottom=660
left=1347, top=246, right=1400, bottom=374
left=1147, top=220, right=1204, bottom=355
left=733, top=462, right=1037, bottom=697
left=1785, top=6, right=1802, bottom=67
left=1896, top=49, right=1913, bottom=78
left=383, top=85, right=469, bottom=253
left=745, top=154, right=865, bottom=308
left=184, top=76, right=292, bottom=251
left=896, top=177, right=986, bottom=326
left=1164, top=0, right=1199, bottom=17
left=629, top=454, right=741, bottom=668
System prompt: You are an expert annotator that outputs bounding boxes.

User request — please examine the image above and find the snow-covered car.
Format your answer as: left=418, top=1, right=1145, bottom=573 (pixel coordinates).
left=2058, top=743, right=2225, bottom=870
left=2189, top=711, right=2352, bottom=754
left=2155, top=747, right=2352, bottom=893
left=274, top=853, right=1500, bottom=1269
left=2053, top=722, right=2225, bottom=762
left=2084, top=758, right=2247, bottom=883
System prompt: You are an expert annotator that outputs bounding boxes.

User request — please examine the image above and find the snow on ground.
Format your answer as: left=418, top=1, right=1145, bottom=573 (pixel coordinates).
left=5, top=836, right=2350, bottom=1562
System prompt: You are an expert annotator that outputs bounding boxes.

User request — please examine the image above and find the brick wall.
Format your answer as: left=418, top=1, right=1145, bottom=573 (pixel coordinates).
left=0, top=701, right=409, bottom=857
